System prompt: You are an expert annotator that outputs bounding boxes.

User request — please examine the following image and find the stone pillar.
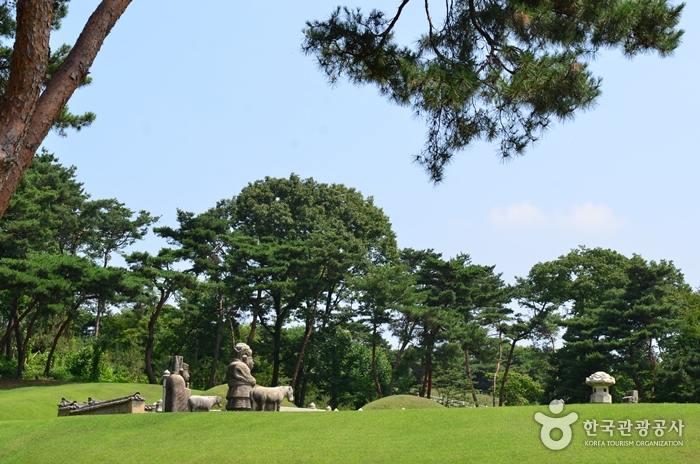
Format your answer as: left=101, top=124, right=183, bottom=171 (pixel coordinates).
left=161, top=369, right=170, bottom=411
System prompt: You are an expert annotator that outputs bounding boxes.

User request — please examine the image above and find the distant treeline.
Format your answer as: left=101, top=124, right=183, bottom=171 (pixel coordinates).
left=1, top=153, right=698, bottom=409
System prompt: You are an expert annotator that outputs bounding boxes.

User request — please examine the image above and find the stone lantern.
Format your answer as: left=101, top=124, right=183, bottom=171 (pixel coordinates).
left=585, top=371, right=615, bottom=403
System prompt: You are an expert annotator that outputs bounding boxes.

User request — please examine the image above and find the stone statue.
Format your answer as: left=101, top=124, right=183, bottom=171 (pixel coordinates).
left=225, top=343, right=256, bottom=411
left=585, top=371, right=615, bottom=403
left=164, top=356, right=191, bottom=412
left=250, top=385, right=293, bottom=411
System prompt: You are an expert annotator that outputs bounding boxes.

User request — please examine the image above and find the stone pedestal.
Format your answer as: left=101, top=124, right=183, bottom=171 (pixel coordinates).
left=622, top=390, right=639, bottom=403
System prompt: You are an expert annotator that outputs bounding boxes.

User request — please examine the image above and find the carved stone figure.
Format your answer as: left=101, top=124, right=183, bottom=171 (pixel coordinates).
left=188, top=395, right=222, bottom=412
left=585, top=371, right=615, bottom=403
left=250, top=386, right=293, bottom=411
left=225, top=343, right=256, bottom=411
left=164, top=356, right=191, bottom=412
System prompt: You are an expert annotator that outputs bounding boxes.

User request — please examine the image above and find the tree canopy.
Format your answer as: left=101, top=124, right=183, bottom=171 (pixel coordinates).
left=303, top=0, right=685, bottom=181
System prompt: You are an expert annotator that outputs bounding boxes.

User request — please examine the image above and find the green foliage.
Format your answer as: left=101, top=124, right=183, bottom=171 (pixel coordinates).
left=490, top=370, right=543, bottom=406
left=304, top=1, right=684, bottom=181
left=0, top=1, right=95, bottom=136
left=525, top=247, right=690, bottom=403
left=655, top=290, right=700, bottom=402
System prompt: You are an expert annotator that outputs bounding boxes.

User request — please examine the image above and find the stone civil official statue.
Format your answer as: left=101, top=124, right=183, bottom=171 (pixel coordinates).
left=164, top=355, right=191, bottom=412
left=225, top=343, right=256, bottom=411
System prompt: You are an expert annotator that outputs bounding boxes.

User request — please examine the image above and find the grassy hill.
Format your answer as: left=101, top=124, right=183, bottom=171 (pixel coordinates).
left=0, top=383, right=698, bottom=463
left=362, top=394, right=444, bottom=410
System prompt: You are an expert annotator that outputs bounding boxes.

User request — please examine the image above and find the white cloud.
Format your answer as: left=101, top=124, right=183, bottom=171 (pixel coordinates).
left=490, top=201, right=547, bottom=227
left=490, top=201, right=628, bottom=233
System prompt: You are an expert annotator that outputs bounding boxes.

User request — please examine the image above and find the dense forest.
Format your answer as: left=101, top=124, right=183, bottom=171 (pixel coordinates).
left=1, top=153, right=699, bottom=409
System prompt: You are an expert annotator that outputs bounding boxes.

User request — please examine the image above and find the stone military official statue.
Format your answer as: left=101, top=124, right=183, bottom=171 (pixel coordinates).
left=225, top=343, right=256, bottom=411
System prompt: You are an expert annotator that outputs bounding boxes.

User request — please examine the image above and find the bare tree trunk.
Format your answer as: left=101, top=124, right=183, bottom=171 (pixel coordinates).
left=0, top=0, right=133, bottom=218
left=94, top=298, right=105, bottom=337
left=18, top=307, right=41, bottom=378
left=371, top=323, right=382, bottom=399
left=247, top=289, right=261, bottom=344
left=0, top=299, right=37, bottom=349
left=4, top=317, right=12, bottom=360
left=291, top=295, right=318, bottom=390
left=419, top=352, right=433, bottom=399
left=207, top=290, right=224, bottom=389
left=145, top=290, right=170, bottom=384
left=228, top=315, right=236, bottom=353
left=297, top=365, right=312, bottom=408
left=419, top=360, right=428, bottom=397
left=426, top=362, right=432, bottom=399
left=14, top=310, right=24, bottom=379
left=632, top=372, right=647, bottom=403
left=492, top=340, right=502, bottom=407
left=498, top=339, right=517, bottom=406
left=44, top=316, right=71, bottom=377
left=465, top=349, right=478, bottom=407
left=389, top=337, right=412, bottom=395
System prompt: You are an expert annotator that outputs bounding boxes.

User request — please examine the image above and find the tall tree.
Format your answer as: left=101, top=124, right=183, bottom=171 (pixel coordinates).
left=351, top=262, right=416, bottom=398
left=225, top=174, right=398, bottom=387
left=82, top=198, right=158, bottom=337
left=0, top=0, right=133, bottom=218
left=126, top=249, right=195, bottom=384
left=534, top=247, right=687, bottom=402
left=155, top=206, right=231, bottom=389
left=303, top=1, right=684, bottom=181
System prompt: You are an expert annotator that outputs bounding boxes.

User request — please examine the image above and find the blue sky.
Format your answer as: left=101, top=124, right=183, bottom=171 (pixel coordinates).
left=44, top=1, right=699, bottom=288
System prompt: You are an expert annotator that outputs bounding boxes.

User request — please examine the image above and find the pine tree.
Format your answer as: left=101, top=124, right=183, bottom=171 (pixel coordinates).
left=303, top=1, right=685, bottom=181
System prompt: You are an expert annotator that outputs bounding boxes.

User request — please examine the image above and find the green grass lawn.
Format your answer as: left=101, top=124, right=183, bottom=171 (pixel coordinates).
left=0, top=383, right=698, bottom=463
left=362, top=394, right=444, bottom=410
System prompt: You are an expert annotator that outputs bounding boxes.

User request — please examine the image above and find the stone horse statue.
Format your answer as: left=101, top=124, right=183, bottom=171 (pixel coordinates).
left=250, top=386, right=293, bottom=411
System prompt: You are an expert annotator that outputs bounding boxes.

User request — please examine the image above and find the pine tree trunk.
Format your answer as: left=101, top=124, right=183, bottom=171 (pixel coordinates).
left=207, top=291, right=224, bottom=390
left=419, top=360, right=428, bottom=397
left=19, top=307, right=40, bottom=378
left=389, top=338, right=411, bottom=396
left=0, top=0, right=133, bottom=219
left=492, top=340, right=503, bottom=407
left=3, top=317, right=12, bottom=360
left=498, top=339, right=517, bottom=406
left=298, top=365, right=312, bottom=408
left=271, top=323, right=282, bottom=387
left=94, top=298, right=105, bottom=337
left=426, top=362, right=432, bottom=399
left=0, top=298, right=36, bottom=350
left=44, top=317, right=71, bottom=377
left=291, top=296, right=318, bottom=390
left=247, top=289, right=261, bottom=344
left=465, top=349, right=478, bottom=407
left=371, top=323, right=382, bottom=399
left=228, top=315, right=236, bottom=353
left=14, top=313, right=24, bottom=379
left=145, top=290, right=170, bottom=384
